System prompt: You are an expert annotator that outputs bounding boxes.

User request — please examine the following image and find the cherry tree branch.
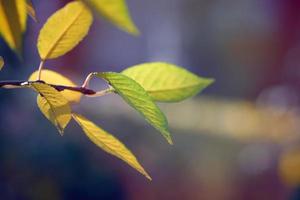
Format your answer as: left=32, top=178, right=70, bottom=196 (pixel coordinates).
left=0, top=80, right=114, bottom=97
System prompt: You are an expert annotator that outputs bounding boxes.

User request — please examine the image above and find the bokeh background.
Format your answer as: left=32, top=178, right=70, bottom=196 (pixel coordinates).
left=1, top=0, right=300, bottom=199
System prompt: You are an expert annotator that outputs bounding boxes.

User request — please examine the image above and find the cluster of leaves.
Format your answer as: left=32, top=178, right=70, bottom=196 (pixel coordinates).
left=0, top=0, right=138, bottom=54
left=0, top=1, right=213, bottom=179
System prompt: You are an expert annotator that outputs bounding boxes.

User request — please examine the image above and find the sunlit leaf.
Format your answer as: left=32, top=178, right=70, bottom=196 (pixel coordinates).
left=83, top=0, right=139, bottom=35
left=0, top=56, right=4, bottom=70
left=95, top=72, right=172, bottom=144
left=26, top=0, right=37, bottom=22
left=122, top=62, right=214, bottom=102
left=73, top=113, right=151, bottom=179
left=0, top=0, right=27, bottom=53
left=28, top=82, right=72, bottom=135
left=29, top=69, right=82, bottom=103
left=38, top=1, right=93, bottom=60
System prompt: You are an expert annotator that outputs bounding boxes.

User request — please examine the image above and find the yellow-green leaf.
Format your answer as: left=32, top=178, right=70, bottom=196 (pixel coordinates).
left=0, top=56, right=4, bottom=70
left=28, top=82, right=72, bottom=135
left=95, top=72, right=172, bottom=144
left=29, top=69, right=82, bottom=103
left=122, top=62, right=214, bottom=102
left=38, top=1, right=93, bottom=60
left=26, top=0, right=37, bottom=22
left=83, top=0, right=139, bottom=35
left=72, top=113, right=151, bottom=179
left=0, top=0, right=27, bottom=53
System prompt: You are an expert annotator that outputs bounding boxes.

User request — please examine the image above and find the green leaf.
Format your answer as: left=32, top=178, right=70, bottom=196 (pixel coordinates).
left=28, top=82, right=72, bottom=135
left=122, top=62, right=214, bottom=102
left=72, top=113, right=151, bottom=180
left=95, top=72, right=172, bottom=144
left=82, top=0, right=139, bottom=35
left=38, top=1, right=93, bottom=60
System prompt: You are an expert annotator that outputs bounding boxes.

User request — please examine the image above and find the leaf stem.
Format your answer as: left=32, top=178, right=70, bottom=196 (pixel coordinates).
left=37, top=60, right=45, bottom=80
left=80, top=72, right=114, bottom=97
left=86, top=88, right=114, bottom=97
left=82, top=72, right=95, bottom=88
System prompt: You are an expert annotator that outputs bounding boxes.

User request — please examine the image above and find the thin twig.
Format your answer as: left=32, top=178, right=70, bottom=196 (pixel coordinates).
left=0, top=80, right=96, bottom=95
left=86, top=88, right=114, bottom=97
left=37, top=60, right=45, bottom=80
left=0, top=80, right=115, bottom=98
left=81, top=72, right=95, bottom=88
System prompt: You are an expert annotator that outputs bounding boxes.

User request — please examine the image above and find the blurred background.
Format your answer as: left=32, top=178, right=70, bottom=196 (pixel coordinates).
left=1, top=0, right=300, bottom=199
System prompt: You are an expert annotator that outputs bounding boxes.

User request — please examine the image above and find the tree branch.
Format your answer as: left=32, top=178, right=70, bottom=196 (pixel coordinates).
left=0, top=80, right=99, bottom=95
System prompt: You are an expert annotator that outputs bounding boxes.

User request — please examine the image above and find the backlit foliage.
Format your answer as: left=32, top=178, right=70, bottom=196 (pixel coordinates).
left=0, top=1, right=213, bottom=179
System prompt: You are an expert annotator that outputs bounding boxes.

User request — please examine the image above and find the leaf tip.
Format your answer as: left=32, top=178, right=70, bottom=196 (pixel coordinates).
left=58, top=128, right=64, bottom=136
left=206, top=78, right=215, bottom=85
left=163, top=130, right=173, bottom=145
left=27, top=0, right=38, bottom=22
left=130, top=27, right=140, bottom=36
left=167, top=137, right=174, bottom=145
left=138, top=166, right=152, bottom=180
left=145, top=173, right=152, bottom=181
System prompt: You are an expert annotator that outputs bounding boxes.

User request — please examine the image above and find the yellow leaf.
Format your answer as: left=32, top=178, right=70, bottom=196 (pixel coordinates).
left=29, top=82, right=72, bottom=135
left=38, top=1, right=93, bottom=60
left=83, top=0, right=139, bottom=35
left=0, top=56, right=4, bottom=70
left=26, top=0, right=37, bottom=22
left=0, top=0, right=27, bottom=53
left=29, top=69, right=82, bottom=103
left=72, top=113, right=151, bottom=180
left=18, top=1, right=27, bottom=32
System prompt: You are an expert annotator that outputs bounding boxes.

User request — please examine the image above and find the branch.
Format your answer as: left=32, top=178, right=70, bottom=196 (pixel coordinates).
left=0, top=80, right=99, bottom=95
